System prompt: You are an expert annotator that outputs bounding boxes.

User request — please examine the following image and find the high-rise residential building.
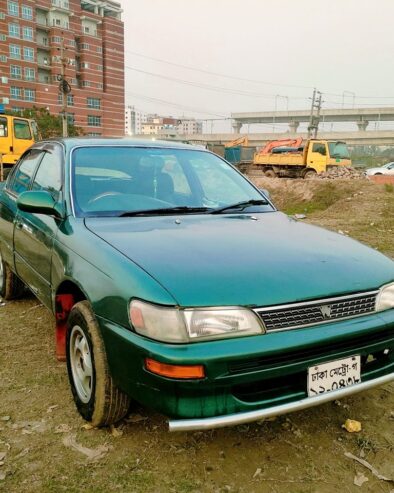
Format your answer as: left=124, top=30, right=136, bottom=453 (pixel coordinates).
left=125, top=105, right=147, bottom=135
left=0, top=0, right=124, bottom=136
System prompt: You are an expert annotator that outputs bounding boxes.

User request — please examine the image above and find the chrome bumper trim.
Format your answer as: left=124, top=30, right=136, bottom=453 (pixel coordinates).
left=168, top=373, right=394, bottom=432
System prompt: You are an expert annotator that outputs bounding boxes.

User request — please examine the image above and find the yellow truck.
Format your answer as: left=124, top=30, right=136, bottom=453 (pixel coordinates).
left=253, top=138, right=352, bottom=178
left=0, top=114, right=39, bottom=180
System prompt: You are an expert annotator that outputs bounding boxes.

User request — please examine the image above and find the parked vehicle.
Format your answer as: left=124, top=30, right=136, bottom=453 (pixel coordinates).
left=253, top=138, right=352, bottom=178
left=365, top=162, right=394, bottom=176
left=0, top=113, right=40, bottom=179
left=0, top=138, right=393, bottom=432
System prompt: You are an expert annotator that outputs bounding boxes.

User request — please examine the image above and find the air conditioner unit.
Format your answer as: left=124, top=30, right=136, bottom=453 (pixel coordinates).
left=1, top=77, right=8, bottom=84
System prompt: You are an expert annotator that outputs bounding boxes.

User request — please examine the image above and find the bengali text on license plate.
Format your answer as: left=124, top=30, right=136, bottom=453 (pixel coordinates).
left=307, top=355, right=361, bottom=396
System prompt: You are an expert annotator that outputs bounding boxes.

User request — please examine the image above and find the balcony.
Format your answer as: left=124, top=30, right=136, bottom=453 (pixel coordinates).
left=50, top=0, right=70, bottom=13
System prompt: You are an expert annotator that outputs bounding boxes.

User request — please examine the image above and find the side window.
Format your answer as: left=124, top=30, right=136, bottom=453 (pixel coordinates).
left=312, top=143, right=326, bottom=155
left=32, top=150, right=62, bottom=200
left=0, top=117, right=8, bottom=137
left=9, top=150, right=44, bottom=195
left=14, top=119, right=32, bottom=139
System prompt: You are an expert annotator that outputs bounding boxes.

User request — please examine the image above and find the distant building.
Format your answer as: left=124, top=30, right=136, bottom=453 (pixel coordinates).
left=135, top=113, right=203, bottom=136
left=125, top=105, right=146, bottom=135
left=0, top=0, right=125, bottom=136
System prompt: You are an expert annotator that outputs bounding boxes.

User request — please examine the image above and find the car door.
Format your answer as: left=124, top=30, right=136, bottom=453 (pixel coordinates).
left=307, top=142, right=328, bottom=172
left=12, top=118, right=34, bottom=161
left=0, top=149, right=44, bottom=269
left=13, top=143, right=63, bottom=306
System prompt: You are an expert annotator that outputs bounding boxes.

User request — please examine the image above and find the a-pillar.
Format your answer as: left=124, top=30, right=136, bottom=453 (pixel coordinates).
left=288, top=121, right=299, bottom=133
left=357, top=119, right=369, bottom=131
left=232, top=121, right=242, bottom=133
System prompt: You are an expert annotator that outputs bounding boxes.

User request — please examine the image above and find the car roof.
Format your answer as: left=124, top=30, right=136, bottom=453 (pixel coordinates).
left=35, top=137, right=202, bottom=152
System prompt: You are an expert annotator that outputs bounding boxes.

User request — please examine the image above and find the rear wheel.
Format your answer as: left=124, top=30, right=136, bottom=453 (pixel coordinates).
left=264, top=169, right=277, bottom=178
left=0, top=250, right=25, bottom=300
left=66, top=301, right=130, bottom=426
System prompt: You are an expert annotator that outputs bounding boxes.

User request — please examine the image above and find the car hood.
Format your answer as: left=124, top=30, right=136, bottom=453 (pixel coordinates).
left=85, top=212, right=394, bottom=307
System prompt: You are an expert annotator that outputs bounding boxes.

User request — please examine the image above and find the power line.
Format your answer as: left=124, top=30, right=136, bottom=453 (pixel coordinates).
left=125, top=50, right=314, bottom=91
left=125, top=65, right=310, bottom=101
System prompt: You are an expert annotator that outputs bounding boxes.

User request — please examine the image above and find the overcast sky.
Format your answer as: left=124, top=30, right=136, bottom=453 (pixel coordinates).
left=118, top=0, right=394, bottom=132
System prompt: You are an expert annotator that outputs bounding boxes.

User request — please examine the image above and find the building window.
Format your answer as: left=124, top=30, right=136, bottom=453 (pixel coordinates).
left=10, top=65, right=22, bottom=79
left=8, top=1, right=19, bottom=17
left=57, top=93, right=74, bottom=106
left=87, top=97, right=100, bottom=109
left=80, top=43, right=89, bottom=50
left=87, top=115, right=101, bottom=127
left=9, top=44, right=21, bottom=59
left=23, top=47, right=34, bottom=61
left=96, top=46, right=102, bottom=53
left=22, top=26, right=33, bottom=40
left=82, top=80, right=91, bottom=87
left=24, top=67, right=35, bottom=81
left=0, top=55, right=7, bottom=62
left=80, top=62, right=89, bottom=69
left=8, top=23, right=20, bottom=38
left=67, top=113, right=74, bottom=124
left=0, top=34, right=6, bottom=41
left=83, top=26, right=90, bottom=34
left=10, top=86, right=23, bottom=100
left=87, top=133, right=101, bottom=137
left=97, top=64, right=103, bottom=71
left=97, top=82, right=103, bottom=89
left=24, top=88, right=35, bottom=101
left=68, top=39, right=76, bottom=47
left=21, top=5, right=33, bottom=20
left=51, top=36, right=62, bottom=43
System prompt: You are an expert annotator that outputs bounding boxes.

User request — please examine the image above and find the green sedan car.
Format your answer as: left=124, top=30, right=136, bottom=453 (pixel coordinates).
left=0, top=138, right=393, bottom=432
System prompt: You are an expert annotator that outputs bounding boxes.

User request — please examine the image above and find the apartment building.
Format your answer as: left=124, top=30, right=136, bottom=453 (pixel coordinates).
left=0, top=0, right=124, bottom=136
left=125, top=105, right=147, bottom=136
left=136, top=114, right=203, bottom=137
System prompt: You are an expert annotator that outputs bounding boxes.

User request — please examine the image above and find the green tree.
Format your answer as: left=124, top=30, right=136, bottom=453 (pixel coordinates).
left=10, top=106, right=84, bottom=139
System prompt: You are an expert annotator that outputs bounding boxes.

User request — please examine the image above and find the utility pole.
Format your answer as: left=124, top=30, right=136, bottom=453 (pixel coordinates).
left=58, top=36, right=70, bottom=138
left=307, top=88, right=323, bottom=138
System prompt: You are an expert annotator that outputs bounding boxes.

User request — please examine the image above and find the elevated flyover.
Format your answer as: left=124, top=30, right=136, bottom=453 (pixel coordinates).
left=231, top=107, right=394, bottom=133
left=174, top=130, right=394, bottom=147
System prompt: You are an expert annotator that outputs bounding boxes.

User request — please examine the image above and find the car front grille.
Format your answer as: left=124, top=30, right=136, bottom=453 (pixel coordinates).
left=255, top=291, right=378, bottom=332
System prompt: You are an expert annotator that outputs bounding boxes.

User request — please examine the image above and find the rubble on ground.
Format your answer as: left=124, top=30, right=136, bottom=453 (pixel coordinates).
left=315, top=167, right=366, bottom=180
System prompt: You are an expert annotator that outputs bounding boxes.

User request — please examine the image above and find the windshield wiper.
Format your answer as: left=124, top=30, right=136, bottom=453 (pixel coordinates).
left=211, top=199, right=269, bottom=214
left=119, top=206, right=213, bottom=217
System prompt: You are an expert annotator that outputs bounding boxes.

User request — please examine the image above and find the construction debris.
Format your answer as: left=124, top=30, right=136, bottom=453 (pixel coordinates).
left=315, top=167, right=366, bottom=180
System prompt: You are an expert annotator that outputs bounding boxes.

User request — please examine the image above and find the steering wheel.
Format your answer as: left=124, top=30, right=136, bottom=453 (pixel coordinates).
left=88, top=191, right=125, bottom=204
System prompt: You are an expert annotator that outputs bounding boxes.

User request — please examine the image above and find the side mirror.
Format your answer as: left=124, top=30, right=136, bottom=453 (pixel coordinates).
left=17, top=190, right=64, bottom=219
left=260, top=188, right=271, bottom=199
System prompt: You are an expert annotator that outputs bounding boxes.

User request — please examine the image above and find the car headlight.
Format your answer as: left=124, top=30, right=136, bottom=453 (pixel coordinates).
left=376, top=282, right=394, bottom=312
left=130, top=300, right=264, bottom=343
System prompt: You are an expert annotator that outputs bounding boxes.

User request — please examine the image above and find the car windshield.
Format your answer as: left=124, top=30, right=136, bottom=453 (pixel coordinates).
left=71, top=146, right=272, bottom=216
left=327, top=142, right=350, bottom=159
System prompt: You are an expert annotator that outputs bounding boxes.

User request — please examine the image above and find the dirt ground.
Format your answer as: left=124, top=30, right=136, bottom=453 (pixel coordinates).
left=0, top=179, right=393, bottom=493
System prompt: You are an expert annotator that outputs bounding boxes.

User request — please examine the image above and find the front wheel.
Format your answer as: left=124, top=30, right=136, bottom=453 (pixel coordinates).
left=66, top=301, right=130, bottom=426
left=303, top=169, right=317, bottom=179
left=0, top=250, right=25, bottom=300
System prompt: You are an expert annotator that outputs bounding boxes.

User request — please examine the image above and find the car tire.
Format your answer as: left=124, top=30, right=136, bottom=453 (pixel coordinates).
left=66, top=301, right=130, bottom=427
left=0, top=250, right=25, bottom=300
left=375, top=173, right=382, bottom=175
left=265, top=169, right=277, bottom=178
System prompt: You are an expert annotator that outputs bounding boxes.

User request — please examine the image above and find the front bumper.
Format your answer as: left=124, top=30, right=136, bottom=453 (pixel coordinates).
left=98, top=309, right=394, bottom=431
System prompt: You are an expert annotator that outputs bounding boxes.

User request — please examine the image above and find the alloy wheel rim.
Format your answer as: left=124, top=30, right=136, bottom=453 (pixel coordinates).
left=69, top=325, right=93, bottom=403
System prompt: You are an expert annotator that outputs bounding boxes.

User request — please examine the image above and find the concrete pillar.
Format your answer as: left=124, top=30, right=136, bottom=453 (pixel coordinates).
left=357, top=120, right=369, bottom=131
left=232, top=121, right=242, bottom=134
left=288, top=121, right=299, bottom=133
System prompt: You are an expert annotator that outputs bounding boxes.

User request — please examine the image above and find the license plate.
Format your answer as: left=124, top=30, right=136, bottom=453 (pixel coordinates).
left=307, top=355, right=361, bottom=397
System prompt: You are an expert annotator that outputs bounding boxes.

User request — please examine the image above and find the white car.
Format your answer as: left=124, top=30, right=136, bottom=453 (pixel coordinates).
left=365, top=162, right=394, bottom=176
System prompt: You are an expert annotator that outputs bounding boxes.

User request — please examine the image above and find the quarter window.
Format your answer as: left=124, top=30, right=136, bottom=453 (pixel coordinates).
left=9, top=150, right=43, bottom=195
